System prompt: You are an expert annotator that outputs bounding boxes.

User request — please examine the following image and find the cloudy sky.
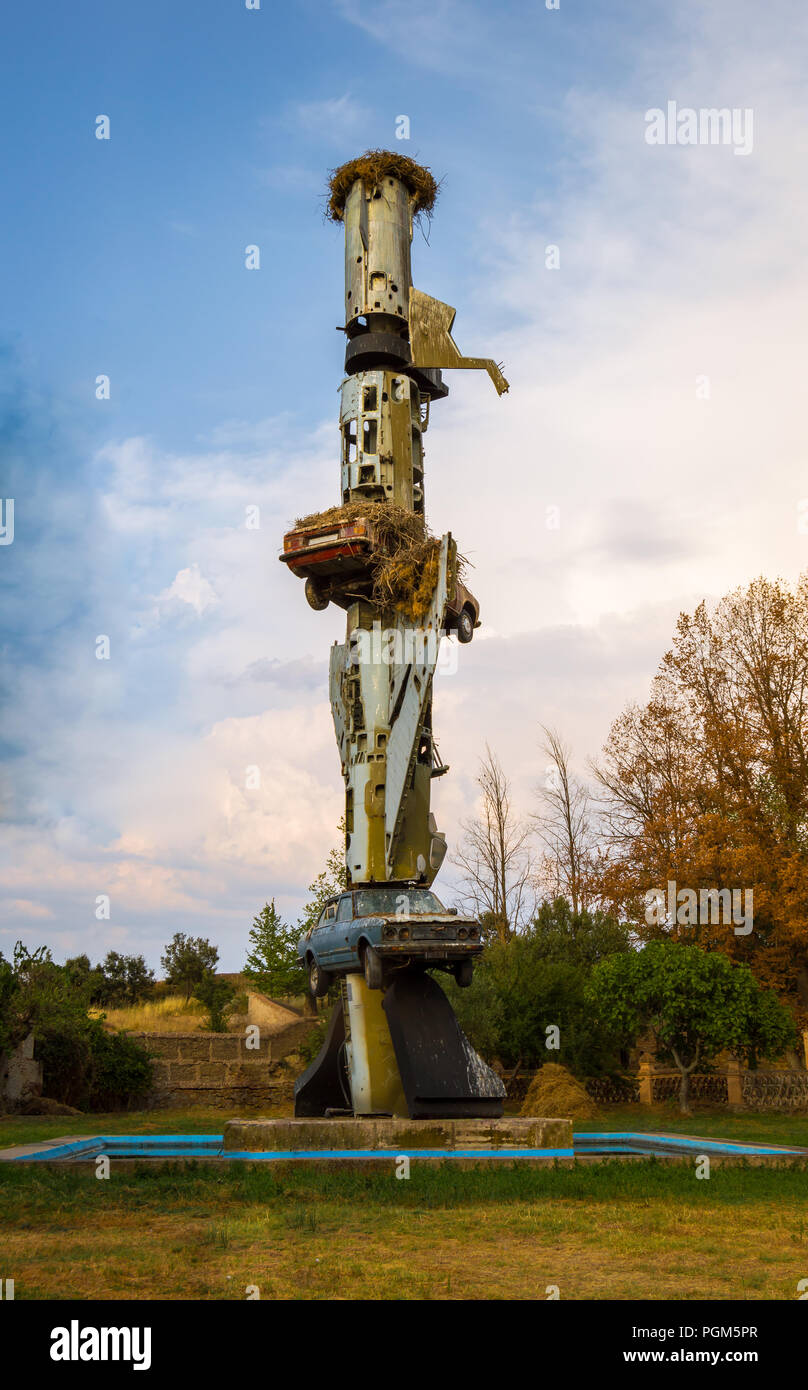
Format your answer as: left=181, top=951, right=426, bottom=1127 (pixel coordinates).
left=2, top=0, right=807, bottom=969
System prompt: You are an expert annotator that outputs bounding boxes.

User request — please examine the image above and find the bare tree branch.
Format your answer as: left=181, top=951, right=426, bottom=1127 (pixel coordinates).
left=533, top=725, right=596, bottom=913
left=452, top=745, right=535, bottom=939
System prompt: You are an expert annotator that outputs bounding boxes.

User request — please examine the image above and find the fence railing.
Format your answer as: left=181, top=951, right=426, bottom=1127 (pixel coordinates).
left=505, top=1067, right=808, bottom=1111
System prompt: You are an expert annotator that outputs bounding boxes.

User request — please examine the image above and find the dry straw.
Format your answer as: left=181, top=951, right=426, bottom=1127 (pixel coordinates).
left=520, top=1063, right=598, bottom=1120
left=326, top=150, right=439, bottom=224
left=293, top=499, right=455, bottom=621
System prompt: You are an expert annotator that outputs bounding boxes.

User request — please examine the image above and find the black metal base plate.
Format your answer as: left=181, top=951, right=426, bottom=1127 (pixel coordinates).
left=382, top=971, right=505, bottom=1118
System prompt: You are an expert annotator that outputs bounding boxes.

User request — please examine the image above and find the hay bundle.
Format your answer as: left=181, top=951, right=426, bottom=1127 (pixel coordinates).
left=326, top=150, right=439, bottom=223
left=292, top=500, right=446, bottom=622
left=520, top=1063, right=598, bottom=1120
left=295, top=499, right=424, bottom=548
left=373, top=537, right=441, bottom=621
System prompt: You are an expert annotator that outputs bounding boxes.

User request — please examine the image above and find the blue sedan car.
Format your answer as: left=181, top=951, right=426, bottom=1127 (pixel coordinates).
left=297, top=884, right=483, bottom=996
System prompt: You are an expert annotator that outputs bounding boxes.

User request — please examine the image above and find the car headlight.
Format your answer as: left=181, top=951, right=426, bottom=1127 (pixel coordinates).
left=458, top=927, right=468, bottom=939
left=398, top=926, right=410, bottom=940
left=383, top=925, right=396, bottom=939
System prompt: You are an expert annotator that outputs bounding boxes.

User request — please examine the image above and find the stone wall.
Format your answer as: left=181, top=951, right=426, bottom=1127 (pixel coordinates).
left=0, top=1033, right=42, bottom=1106
left=131, top=1021, right=313, bottom=1110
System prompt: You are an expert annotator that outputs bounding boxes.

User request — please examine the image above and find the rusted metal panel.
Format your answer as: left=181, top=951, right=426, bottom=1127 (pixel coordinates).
left=409, top=286, right=509, bottom=395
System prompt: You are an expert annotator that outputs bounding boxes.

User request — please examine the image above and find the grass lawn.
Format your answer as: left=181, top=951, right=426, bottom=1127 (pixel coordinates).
left=1, top=1158, right=806, bottom=1301
left=0, top=1103, right=291, bottom=1151
left=573, top=1105, right=808, bottom=1150
left=1, top=1104, right=807, bottom=1300
left=3, top=1102, right=807, bottom=1153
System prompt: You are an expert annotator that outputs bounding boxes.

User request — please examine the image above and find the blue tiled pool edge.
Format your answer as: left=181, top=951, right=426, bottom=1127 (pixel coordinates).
left=4, top=1131, right=806, bottom=1164
left=575, top=1131, right=806, bottom=1157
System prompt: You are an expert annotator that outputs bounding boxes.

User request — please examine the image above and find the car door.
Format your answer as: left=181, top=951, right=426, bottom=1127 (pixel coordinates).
left=314, top=899, right=339, bottom=966
left=331, top=893, right=357, bottom=967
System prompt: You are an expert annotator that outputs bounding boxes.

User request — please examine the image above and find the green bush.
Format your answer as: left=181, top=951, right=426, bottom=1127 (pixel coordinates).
left=2, top=944, right=153, bottom=1111
left=0, top=955, right=22, bottom=1060
left=86, top=1025, right=153, bottom=1110
left=35, top=1019, right=153, bottom=1111
left=442, top=898, right=632, bottom=1075
left=33, top=1026, right=93, bottom=1108
left=244, top=901, right=307, bottom=998
left=193, top=973, right=237, bottom=1032
left=298, top=1016, right=328, bottom=1065
left=161, top=933, right=219, bottom=1003
left=588, top=939, right=797, bottom=1113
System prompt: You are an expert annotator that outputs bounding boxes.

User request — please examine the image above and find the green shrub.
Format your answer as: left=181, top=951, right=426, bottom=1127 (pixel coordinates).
left=2, top=943, right=153, bottom=1111
left=442, top=898, right=632, bottom=1074
left=244, top=901, right=307, bottom=998
left=193, top=973, right=237, bottom=1032
left=161, top=933, right=219, bottom=1003
left=86, top=1026, right=153, bottom=1110
left=0, top=955, right=22, bottom=1060
left=35, top=1019, right=153, bottom=1111
left=298, top=1016, right=327, bottom=1065
left=34, top=1026, right=93, bottom=1108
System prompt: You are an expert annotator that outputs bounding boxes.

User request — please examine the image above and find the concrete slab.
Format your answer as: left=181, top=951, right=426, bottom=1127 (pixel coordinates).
left=222, top=1115, right=572, bottom=1152
left=0, top=1134, right=87, bottom=1161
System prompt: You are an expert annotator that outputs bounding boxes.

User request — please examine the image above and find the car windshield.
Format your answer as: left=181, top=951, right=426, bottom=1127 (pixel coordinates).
left=353, top=888, right=446, bottom=917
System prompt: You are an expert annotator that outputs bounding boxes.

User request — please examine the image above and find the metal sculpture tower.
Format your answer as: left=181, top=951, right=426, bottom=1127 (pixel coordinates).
left=281, top=152, right=508, bottom=1119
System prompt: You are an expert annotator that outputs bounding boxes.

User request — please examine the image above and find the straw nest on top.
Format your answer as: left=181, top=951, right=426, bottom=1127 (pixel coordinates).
left=293, top=499, right=452, bottom=622
left=520, top=1063, right=598, bottom=1120
left=326, top=150, right=439, bottom=223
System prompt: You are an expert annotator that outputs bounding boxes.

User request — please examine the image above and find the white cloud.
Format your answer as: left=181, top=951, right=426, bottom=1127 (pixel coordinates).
left=286, top=92, right=371, bottom=147
left=0, top=899, right=54, bottom=920
left=157, top=564, right=218, bottom=616
left=422, top=3, right=808, bottom=639
left=332, top=0, right=495, bottom=77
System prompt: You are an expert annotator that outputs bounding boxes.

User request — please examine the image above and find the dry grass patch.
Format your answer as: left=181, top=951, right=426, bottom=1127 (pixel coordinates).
left=3, top=1161, right=807, bottom=1301
left=91, top=994, right=208, bottom=1034
left=3, top=1195, right=805, bottom=1302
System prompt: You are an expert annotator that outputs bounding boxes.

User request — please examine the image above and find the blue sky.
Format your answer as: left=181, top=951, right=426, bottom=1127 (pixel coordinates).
left=2, top=0, right=807, bottom=970
left=0, top=0, right=650, bottom=445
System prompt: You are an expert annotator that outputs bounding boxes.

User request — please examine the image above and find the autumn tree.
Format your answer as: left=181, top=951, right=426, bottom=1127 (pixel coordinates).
left=593, top=574, right=808, bottom=1022
left=452, top=746, right=535, bottom=940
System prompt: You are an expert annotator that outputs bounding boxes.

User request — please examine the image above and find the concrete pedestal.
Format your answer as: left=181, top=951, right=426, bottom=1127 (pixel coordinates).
left=223, top=1116, right=572, bottom=1152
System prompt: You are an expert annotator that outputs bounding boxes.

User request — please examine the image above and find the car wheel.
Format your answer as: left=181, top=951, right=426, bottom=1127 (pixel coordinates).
left=363, top=944, right=384, bottom=990
left=309, top=957, right=330, bottom=998
left=305, top=577, right=330, bottom=612
left=456, top=607, right=474, bottom=643
left=455, top=958, right=474, bottom=988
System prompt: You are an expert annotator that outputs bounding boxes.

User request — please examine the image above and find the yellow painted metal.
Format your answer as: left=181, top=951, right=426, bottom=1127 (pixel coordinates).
left=344, top=973, right=407, bottom=1116
left=390, top=760, right=439, bottom=883
left=409, top=286, right=509, bottom=395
